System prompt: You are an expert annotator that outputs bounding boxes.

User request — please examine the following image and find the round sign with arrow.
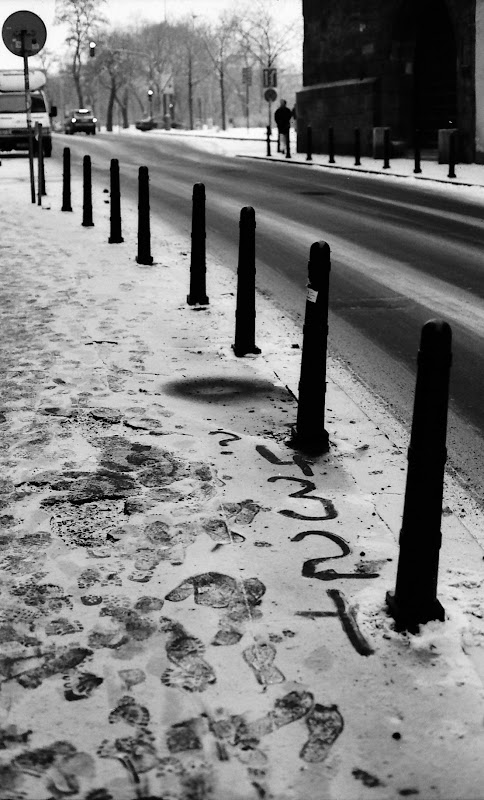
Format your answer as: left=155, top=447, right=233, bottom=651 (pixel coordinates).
left=264, top=88, right=278, bottom=103
left=2, top=10, right=47, bottom=57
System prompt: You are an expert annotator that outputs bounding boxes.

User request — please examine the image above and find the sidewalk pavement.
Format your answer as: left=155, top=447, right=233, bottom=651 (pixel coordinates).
left=0, top=153, right=483, bottom=800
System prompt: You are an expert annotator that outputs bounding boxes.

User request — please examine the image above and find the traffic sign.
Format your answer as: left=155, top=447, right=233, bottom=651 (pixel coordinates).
left=2, top=11, right=47, bottom=57
left=264, top=88, right=277, bottom=103
left=242, top=66, right=252, bottom=86
left=263, top=67, right=277, bottom=88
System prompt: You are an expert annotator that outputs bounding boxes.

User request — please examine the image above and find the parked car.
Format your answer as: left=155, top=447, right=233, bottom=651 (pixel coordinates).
left=135, top=114, right=183, bottom=131
left=64, top=108, right=97, bottom=135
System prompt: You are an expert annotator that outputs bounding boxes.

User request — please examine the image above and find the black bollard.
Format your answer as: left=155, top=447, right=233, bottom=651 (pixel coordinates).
left=383, top=127, right=391, bottom=169
left=233, top=207, right=261, bottom=357
left=136, top=166, right=153, bottom=265
left=413, top=129, right=422, bottom=174
left=306, top=125, right=313, bottom=162
left=386, top=320, right=452, bottom=633
left=36, top=123, right=45, bottom=204
left=266, top=125, right=272, bottom=157
left=108, top=158, right=124, bottom=243
left=285, top=129, right=291, bottom=159
left=448, top=131, right=456, bottom=179
left=187, top=183, right=209, bottom=304
left=82, top=154, right=94, bottom=227
left=62, top=147, right=72, bottom=212
left=354, top=127, right=361, bottom=166
left=291, top=241, right=331, bottom=453
left=328, top=126, right=335, bottom=163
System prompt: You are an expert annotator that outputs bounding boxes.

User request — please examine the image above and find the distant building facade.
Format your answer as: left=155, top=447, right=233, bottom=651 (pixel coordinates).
left=296, top=0, right=482, bottom=162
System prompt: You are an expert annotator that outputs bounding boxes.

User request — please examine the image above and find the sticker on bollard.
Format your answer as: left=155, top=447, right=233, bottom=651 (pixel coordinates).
left=307, top=288, right=318, bottom=303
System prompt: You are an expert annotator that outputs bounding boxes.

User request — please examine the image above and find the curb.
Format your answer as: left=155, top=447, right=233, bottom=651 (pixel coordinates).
left=237, top=153, right=484, bottom=189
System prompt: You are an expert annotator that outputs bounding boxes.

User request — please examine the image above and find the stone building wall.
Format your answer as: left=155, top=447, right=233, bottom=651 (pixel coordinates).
left=297, top=0, right=476, bottom=162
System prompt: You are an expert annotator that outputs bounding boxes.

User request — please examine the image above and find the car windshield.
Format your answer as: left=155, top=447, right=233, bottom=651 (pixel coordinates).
left=0, top=93, right=46, bottom=113
left=75, top=109, right=92, bottom=116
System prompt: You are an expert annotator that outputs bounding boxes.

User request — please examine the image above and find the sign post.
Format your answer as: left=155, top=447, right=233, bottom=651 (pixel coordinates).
left=263, top=68, right=277, bottom=132
left=2, top=11, right=47, bottom=203
left=264, top=87, right=278, bottom=132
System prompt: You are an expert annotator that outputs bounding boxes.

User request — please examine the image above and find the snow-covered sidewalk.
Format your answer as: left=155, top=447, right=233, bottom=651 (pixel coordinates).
left=0, top=154, right=483, bottom=800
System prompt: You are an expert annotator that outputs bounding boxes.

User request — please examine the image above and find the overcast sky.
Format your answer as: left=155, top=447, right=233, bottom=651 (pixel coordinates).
left=0, top=0, right=302, bottom=68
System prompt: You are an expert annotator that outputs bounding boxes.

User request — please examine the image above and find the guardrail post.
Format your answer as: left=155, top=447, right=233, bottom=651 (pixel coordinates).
left=136, top=166, right=153, bottom=265
left=448, top=131, right=456, bottom=179
left=82, top=154, right=94, bottom=227
left=306, top=125, right=313, bottom=162
left=413, top=129, right=422, bottom=174
left=354, top=127, right=361, bottom=166
left=233, top=206, right=261, bottom=357
left=291, top=241, right=331, bottom=453
left=108, top=158, right=124, bottom=243
left=383, top=128, right=391, bottom=169
left=266, top=125, right=272, bottom=157
left=386, top=320, right=452, bottom=632
left=61, top=147, right=72, bottom=212
left=328, top=126, right=335, bottom=163
left=187, top=182, right=209, bottom=305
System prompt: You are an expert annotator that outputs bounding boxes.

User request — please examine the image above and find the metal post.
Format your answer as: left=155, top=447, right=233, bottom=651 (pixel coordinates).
left=22, top=35, right=35, bottom=204
left=386, top=320, right=452, bottom=632
left=306, top=125, right=313, bottom=162
left=233, top=206, right=261, bottom=357
left=291, top=241, right=331, bottom=453
left=266, top=125, right=271, bottom=157
left=413, top=129, right=422, bottom=174
left=108, top=158, right=124, bottom=243
left=383, top=128, right=391, bottom=168
left=61, top=147, right=72, bottom=212
left=354, top=127, right=361, bottom=166
left=82, top=154, right=94, bottom=227
left=448, top=131, right=456, bottom=179
left=136, top=166, right=153, bottom=265
left=328, top=126, right=335, bottom=163
left=187, top=182, right=208, bottom=304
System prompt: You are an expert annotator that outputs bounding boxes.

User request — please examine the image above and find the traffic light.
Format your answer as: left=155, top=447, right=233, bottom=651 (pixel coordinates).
left=89, top=41, right=96, bottom=57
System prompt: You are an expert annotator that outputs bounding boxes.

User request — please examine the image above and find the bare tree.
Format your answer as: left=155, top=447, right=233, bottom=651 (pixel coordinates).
left=236, top=0, right=298, bottom=69
left=54, top=0, right=107, bottom=107
left=202, top=14, right=241, bottom=130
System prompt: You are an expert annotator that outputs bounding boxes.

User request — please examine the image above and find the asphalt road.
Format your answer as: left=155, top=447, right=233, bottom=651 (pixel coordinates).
left=52, top=131, right=484, bottom=508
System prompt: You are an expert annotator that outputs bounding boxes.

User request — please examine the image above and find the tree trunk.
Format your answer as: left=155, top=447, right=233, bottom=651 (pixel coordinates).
left=120, top=87, right=129, bottom=128
left=220, top=64, right=226, bottom=131
left=72, top=53, right=83, bottom=108
left=106, top=78, right=116, bottom=132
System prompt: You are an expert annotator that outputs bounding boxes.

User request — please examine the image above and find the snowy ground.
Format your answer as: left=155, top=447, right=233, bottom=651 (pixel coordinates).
left=0, top=142, right=482, bottom=800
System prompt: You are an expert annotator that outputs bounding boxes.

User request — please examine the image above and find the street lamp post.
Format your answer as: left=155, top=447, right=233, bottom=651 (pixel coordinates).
left=147, top=88, right=154, bottom=123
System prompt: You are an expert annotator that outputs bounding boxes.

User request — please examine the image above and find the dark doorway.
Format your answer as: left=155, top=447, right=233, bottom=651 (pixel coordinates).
left=414, top=0, right=457, bottom=145
left=393, top=0, right=457, bottom=147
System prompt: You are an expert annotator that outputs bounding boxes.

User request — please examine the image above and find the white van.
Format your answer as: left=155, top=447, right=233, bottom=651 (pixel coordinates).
left=0, top=70, right=57, bottom=157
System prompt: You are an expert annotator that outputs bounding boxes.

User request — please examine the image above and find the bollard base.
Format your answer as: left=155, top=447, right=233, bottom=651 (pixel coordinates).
left=187, top=294, right=209, bottom=306
left=288, top=424, right=330, bottom=455
left=109, top=236, right=124, bottom=243
left=61, top=206, right=73, bottom=212
left=82, top=221, right=94, bottom=227
left=232, top=343, right=261, bottom=357
left=385, top=590, right=445, bottom=634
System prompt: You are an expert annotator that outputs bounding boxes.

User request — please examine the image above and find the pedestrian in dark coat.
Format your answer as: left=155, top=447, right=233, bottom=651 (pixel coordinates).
left=274, top=99, right=293, bottom=153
